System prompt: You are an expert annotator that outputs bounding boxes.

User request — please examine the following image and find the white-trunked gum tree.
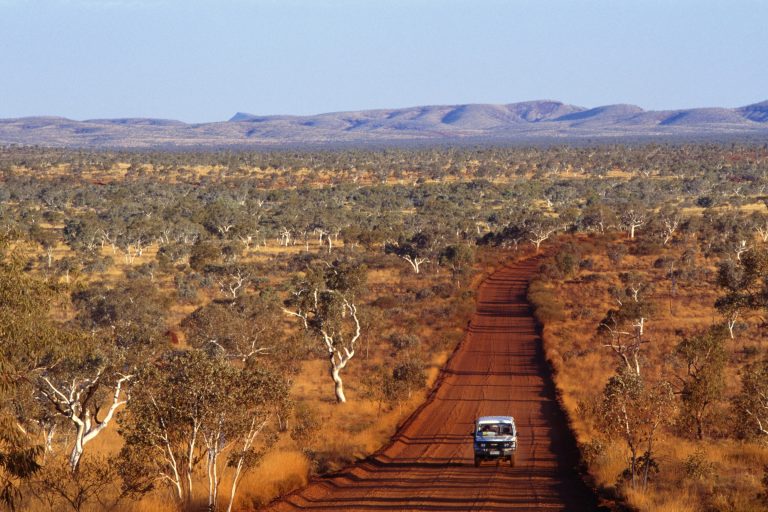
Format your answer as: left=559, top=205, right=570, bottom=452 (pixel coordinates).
left=284, top=258, right=366, bottom=404
left=118, top=350, right=288, bottom=511
left=0, top=243, right=159, bottom=477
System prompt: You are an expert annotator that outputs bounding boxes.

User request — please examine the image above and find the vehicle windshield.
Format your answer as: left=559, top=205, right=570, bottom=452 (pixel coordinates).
left=476, top=423, right=514, bottom=437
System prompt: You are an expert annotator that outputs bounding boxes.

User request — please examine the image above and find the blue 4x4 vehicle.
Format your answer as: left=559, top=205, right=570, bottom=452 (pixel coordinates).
left=472, top=416, right=517, bottom=467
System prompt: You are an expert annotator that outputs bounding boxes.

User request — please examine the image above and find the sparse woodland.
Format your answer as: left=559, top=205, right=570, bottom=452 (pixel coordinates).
left=1, top=143, right=767, bottom=511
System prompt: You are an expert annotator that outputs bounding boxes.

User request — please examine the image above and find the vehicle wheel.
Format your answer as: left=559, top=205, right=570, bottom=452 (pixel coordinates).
left=509, top=454, right=516, bottom=467
left=474, top=457, right=480, bottom=467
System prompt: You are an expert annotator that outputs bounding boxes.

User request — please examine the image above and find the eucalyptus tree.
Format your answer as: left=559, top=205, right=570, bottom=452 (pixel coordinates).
left=598, top=275, right=654, bottom=377
left=698, top=209, right=755, bottom=261
left=63, top=214, right=104, bottom=255
left=619, top=201, right=648, bottom=239
left=283, top=258, right=366, bottom=403
left=28, top=224, right=59, bottom=269
left=715, top=247, right=768, bottom=338
left=579, top=196, right=618, bottom=233
left=751, top=211, right=768, bottom=243
left=526, top=217, right=561, bottom=253
left=734, top=359, right=768, bottom=439
left=202, top=198, right=248, bottom=239
left=439, top=243, right=476, bottom=286
left=158, top=198, right=205, bottom=246
left=21, top=279, right=166, bottom=473
left=119, top=350, right=288, bottom=511
left=600, top=368, right=675, bottom=491
left=674, top=327, right=727, bottom=439
left=119, top=212, right=160, bottom=263
left=0, top=243, right=140, bottom=477
left=656, top=206, right=683, bottom=245
left=182, top=291, right=281, bottom=364
left=36, top=338, right=134, bottom=471
left=0, top=246, right=46, bottom=509
left=71, top=278, right=169, bottom=350
left=385, top=233, right=433, bottom=274
left=189, top=238, right=224, bottom=272
left=44, top=292, right=164, bottom=471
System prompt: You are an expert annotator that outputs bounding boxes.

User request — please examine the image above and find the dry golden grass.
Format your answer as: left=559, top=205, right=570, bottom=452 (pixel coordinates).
left=590, top=440, right=628, bottom=489
left=624, top=487, right=700, bottom=512
left=12, top=232, right=487, bottom=510
left=108, top=450, right=310, bottom=512
left=233, top=450, right=310, bottom=509
left=118, top=494, right=179, bottom=512
left=533, top=234, right=768, bottom=511
left=119, top=247, right=495, bottom=509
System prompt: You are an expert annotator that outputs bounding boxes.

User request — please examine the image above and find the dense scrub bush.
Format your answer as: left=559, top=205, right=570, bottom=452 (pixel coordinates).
left=554, top=243, right=582, bottom=277
left=358, top=252, right=391, bottom=270
left=538, top=262, right=562, bottom=280
left=156, top=242, right=190, bottom=270
left=81, top=255, right=113, bottom=274
left=653, top=256, right=673, bottom=269
left=286, top=252, right=316, bottom=272
left=389, top=333, right=421, bottom=353
left=527, top=279, right=566, bottom=323
left=392, top=360, right=427, bottom=399
left=415, top=287, right=434, bottom=300
left=174, top=272, right=198, bottom=302
left=682, top=450, right=715, bottom=481
left=431, top=282, right=454, bottom=299
left=189, top=239, right=222, bottom=271
left=606, top=244, right=627, bottom=266
left=580, top=438, right=606, bottom=466
left=125, top=261, right=157, bottom=280
left=290, top=402, right=321, bottom=446
left=555, top=252, right=578, bottom=277
left=631, top=237, right=663, bottom=256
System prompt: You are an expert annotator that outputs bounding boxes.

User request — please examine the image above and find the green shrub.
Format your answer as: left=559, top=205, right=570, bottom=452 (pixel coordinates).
left=389, top=333, right=421, bottom=352
left=290, top=402, right=320, bottom=446
left=682, top=449, right=715, bottom=481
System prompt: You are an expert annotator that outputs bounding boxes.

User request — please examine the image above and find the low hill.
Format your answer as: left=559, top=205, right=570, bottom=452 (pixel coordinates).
left=1, top=100, right=767, bottom=148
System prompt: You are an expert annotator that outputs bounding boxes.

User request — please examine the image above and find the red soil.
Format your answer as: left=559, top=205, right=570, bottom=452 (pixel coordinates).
left=267, top=257, right=600, bottom=511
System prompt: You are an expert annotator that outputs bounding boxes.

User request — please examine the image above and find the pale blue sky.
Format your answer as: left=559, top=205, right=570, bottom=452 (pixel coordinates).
left=1, top=0, right=766, bottom=122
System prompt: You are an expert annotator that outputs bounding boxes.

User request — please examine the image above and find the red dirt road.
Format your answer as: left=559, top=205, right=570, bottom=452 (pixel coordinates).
left=268, top=257, right=600, bottom=511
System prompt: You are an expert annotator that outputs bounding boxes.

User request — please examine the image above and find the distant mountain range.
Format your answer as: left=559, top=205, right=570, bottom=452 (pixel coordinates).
left=2, top=100, right=767, bottom=148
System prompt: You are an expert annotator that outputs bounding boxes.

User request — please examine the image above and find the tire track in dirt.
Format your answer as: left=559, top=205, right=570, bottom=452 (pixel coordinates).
left=267, top=256, right=600, bottom=511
